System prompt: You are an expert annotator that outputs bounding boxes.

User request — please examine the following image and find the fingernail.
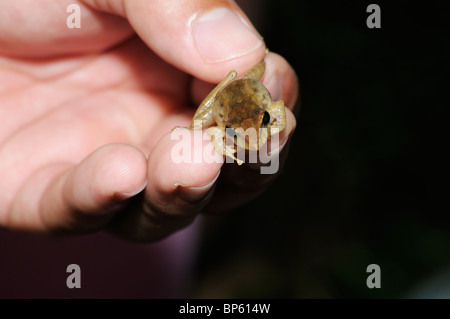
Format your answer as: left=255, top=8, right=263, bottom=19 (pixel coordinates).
left=193, top=7, right=264, bottom=63
left=178, top=171, right=220, bottom=202
left=120, top=179, right=148, bottom=197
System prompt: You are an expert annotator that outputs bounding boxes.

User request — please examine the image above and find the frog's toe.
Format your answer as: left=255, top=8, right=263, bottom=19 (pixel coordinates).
left=172, top=125, right=189, bottom=132
left=207, top=127, right=245, bottom=165
left=207, top=127, right=226, bottom=154
left=269, top=100, right=286, bottom=133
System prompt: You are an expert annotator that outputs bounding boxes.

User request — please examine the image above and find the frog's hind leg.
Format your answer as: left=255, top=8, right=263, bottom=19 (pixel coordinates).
left=267, top=100, right=286, bottom=135
left=243, top=61, right=265, bottom=81
left=207, top=126, right=244, bottom=165
left=190, top=70, right=237, bottom=129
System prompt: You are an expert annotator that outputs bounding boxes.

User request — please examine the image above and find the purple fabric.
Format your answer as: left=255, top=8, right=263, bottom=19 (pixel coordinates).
left=0, top=220, right=199, bottom=298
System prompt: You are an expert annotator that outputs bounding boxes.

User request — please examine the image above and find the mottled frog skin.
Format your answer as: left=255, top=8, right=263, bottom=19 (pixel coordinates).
left=190, top=61, right=286, bottom=165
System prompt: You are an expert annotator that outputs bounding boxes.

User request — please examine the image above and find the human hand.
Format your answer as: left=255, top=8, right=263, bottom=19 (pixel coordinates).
left=0, top=0, right=298, bottom=242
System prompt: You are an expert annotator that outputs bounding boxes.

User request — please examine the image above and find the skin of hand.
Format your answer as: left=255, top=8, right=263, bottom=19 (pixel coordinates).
left=0, top=0, right=298, bottom=242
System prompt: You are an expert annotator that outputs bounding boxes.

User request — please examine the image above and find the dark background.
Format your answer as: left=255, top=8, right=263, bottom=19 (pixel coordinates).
left=192, top=0, right=450, bottom=298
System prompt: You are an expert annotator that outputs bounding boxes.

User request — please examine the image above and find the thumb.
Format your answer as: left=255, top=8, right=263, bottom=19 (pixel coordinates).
left=81, top=0, right=266, bottom=82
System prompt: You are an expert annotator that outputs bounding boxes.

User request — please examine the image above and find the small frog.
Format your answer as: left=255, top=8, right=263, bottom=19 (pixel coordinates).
left=190, top=61, right=286, bottom=165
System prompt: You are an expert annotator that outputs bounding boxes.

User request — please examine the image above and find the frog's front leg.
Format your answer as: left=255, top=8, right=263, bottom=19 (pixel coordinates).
left=207, top=126, right=244, bottom=165
left=268, top=100, right=286, bottom=135
left=189, top=70, right=237, bottom=129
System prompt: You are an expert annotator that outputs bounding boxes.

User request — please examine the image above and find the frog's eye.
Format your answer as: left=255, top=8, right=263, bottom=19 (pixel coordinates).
left=262, top=111, right=271, bottom=126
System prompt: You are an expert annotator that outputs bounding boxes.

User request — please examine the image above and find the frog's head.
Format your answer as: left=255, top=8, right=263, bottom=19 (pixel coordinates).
left=225, top=102, right=272, bottom=151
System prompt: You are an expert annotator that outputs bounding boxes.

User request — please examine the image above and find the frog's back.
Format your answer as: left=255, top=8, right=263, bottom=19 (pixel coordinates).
left=213, top=78, right=272, bottom=127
